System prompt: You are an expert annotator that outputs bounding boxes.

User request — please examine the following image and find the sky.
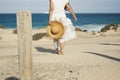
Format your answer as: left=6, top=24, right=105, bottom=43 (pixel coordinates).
left=0, top=0, right=120, bottom=13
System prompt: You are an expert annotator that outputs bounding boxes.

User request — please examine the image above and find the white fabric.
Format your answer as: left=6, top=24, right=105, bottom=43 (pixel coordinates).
left=51, top=0, right=76, bottom=43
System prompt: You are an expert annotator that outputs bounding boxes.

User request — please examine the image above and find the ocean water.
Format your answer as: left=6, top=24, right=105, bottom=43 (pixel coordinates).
left=0, top=13, right=120, bottom=31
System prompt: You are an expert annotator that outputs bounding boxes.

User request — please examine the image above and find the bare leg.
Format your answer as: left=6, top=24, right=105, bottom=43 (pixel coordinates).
left=53, top=39, right=60, bottom=54
left=60, top=42, right=64, bottom=55
left=57, top=40, right=61, bottom=55
left=53, top=40, right=58, bottom=53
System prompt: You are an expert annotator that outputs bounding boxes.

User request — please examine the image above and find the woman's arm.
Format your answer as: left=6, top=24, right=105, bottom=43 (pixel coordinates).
left=48, top=0, right=54, bottom=24
left=65, top=3, right=77, bottom=21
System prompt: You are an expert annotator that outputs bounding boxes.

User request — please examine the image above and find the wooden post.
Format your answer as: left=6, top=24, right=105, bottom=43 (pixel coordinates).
left=17, top=11, right=33, bottom=80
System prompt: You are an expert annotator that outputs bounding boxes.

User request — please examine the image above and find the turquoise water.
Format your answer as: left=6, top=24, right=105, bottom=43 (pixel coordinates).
left=0, top=13, right=120, bottom=31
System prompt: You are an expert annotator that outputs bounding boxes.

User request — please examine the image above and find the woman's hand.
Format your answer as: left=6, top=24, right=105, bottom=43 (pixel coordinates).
left=74, top=16, right=77, bottom=22
left=48, top=20, right=52, bottom=25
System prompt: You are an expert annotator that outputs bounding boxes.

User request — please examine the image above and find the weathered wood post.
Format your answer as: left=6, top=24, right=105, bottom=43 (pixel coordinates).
left=17, top=11, right=33, bottom=80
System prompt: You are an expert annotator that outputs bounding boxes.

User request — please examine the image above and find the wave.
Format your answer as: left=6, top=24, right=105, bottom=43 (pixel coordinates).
left=76, top=24, right=107, bottom=32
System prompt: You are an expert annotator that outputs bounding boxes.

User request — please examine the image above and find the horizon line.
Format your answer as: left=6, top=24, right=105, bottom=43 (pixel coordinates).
left=0, top=12, right=120, bottom=14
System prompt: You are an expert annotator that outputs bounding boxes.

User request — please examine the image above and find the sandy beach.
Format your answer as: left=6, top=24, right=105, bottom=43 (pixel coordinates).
left=0, top=28, right=120, bottom=80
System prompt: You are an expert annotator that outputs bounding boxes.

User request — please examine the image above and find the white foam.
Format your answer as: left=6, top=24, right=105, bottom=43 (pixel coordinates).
left=75, top=24, right=106, bottom=32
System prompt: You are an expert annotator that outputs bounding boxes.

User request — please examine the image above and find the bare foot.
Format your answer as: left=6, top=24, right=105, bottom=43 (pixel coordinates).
left=58, top=50, right=61, bottom=55
left=55, top=48, right=58, bottom=54
left=60, top=50, right=64, bottom=55
left=55, top=49, right=61, bottom=55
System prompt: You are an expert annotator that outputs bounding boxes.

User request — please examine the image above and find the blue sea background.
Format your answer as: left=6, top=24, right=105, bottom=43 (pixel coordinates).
left=0, top=13, right=120, bottom=31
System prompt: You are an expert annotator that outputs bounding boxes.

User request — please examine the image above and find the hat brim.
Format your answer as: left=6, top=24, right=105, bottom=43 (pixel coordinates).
left=46, top=21, right=65, bottom=40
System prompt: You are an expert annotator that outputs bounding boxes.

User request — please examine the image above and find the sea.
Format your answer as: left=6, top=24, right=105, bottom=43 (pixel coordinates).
left=0, top=13, right=120, bottom=31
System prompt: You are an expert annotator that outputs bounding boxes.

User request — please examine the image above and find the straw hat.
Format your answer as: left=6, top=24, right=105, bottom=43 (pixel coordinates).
left=46, top=21, right=65, bottom=40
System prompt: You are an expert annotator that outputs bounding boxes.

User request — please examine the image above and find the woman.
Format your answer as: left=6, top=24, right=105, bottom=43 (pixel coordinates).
left=48, top=0, right=77, bottom=55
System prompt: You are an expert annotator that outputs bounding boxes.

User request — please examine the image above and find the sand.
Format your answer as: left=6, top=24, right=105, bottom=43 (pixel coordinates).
left=0, top=28, right=120, bottom=80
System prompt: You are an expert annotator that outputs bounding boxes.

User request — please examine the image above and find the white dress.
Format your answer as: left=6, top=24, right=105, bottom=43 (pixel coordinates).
left=51, top=0, right=76, bottom=42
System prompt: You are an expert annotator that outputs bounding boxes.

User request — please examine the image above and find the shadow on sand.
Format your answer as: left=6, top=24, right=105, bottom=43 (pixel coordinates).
left=35, top=47, right=56, bottom=54
left=100, top=43, right=120, bottom=46
left=5, top=77, right=19, bottom=80
left=85, top=52, right=120, bottom=62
